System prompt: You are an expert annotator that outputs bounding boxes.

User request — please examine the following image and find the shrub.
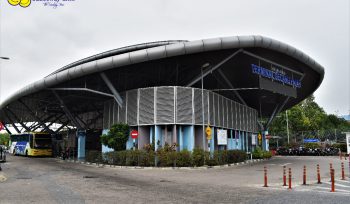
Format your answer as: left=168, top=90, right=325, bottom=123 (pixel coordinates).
left=227, top=150, right=246, bottom=163
left=262, top=151, right=272, bottom=159
left=252, top=147, right=264, bottom=159
left=304, top=142, right=321, bottom=149
left=177, top=149, right=192, bottom=167
left=192, top=148, right=205, bottom=167
left=331, top=143, right=347, bottom=153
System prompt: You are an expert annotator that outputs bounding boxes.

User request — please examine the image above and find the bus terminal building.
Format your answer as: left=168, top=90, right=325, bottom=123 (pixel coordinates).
left=0, top=35, right=324, bottom=158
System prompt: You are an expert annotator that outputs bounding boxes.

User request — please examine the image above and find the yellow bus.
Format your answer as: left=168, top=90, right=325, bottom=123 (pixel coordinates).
left=9, top=132, right=52, bottom=157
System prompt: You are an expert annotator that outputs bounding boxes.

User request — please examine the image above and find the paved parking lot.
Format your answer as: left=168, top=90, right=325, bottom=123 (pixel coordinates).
left=0, top=154, right=349, bottom=203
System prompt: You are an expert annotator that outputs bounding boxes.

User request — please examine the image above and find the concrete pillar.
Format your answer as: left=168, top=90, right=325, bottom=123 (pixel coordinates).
left=179, top=126, right=183, bottom=151
left=210, top=127, right=214, bottom=154
left=183, top=125, right=194, bottom=151
left=155, top=125, right=161, bottom=151
left=77, top=130, right=86, bottom=160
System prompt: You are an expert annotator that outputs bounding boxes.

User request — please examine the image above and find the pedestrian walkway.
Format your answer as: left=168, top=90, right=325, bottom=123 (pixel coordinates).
left=294, top=179, right=350, bottom=195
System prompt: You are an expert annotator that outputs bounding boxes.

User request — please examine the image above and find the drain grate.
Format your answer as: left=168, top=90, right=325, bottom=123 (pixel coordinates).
left=16, top=177, right=32, bottom=180
left=83, top=175, right=98, bottom=179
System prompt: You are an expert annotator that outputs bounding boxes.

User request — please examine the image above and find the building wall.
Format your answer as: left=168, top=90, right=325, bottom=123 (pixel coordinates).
left=102, top=86, right=258, bottom=133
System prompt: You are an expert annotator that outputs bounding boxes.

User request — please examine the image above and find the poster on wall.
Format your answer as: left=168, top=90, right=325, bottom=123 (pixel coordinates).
left=252, top=134, right=257, bottom=145
left=217, top=129, right=227, bottom=145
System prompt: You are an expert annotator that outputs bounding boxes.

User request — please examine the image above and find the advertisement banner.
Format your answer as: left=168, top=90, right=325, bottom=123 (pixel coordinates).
left=217, top=129, right=227, bottom=145
left=252, top=134, right=257, bottom=145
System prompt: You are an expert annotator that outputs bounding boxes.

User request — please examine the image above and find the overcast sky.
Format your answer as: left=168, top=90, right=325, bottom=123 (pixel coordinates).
left=0, top=0, right=349, bottom=116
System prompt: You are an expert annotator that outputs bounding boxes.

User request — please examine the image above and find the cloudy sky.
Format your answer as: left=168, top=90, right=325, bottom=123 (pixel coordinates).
left=0, top=0, right=349, bottom=115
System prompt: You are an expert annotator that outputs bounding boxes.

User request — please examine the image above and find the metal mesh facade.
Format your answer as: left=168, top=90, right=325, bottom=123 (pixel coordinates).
left=156, top=87, right=174, bottom=124
left=176, top=87, right=193, bottom=124
left=139, top=88, right=154, bottom=125
left=102, top=86, right=258, bottom=132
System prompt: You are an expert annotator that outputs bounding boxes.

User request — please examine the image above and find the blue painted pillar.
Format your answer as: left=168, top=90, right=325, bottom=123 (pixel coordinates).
left=183, top=125, right=194, bottom=151
left=150, top=126, right=154, bottom=144
left=77, top=130, right=86, bottom=160
left=179, top=126, right=183, bottom=151
left=262, top=131, right=267, bottom=151
left=245, top=132, right=249, bottom=152
left=155, top=125, right=161, bottom=151
left=210, top=127, right=214, bottom=154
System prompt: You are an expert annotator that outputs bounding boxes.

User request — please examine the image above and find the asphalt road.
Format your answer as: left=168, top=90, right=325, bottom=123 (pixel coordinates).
left=0, top=154, right=349, bottom=204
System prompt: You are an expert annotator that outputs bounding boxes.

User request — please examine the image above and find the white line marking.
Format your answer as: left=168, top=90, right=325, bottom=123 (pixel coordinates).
left=315, top=186, right=350, bottom=193
left=323, top=181, right=350, bottom=188
left=280, top=163, right=292, bottom=166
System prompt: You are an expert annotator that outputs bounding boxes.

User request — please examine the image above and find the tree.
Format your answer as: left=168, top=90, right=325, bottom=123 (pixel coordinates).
left=269, top=95, right=350, bottom=145
left=0, top=133, right=10, bottom=146
left=100, top=123, right=130, bottom=151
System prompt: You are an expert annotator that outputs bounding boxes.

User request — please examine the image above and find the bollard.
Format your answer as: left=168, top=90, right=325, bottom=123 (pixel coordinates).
left=283, top=166, right=287, bottom=186
left=263, top=166, right=268, bottom=187
left=329, top=163, right=333, bottom=179
left=341, top=162, right=345, bottom=180
left=330, top=168, right=335, bottom=192
left=288, top=168, right=292, bottom=189
left=303, top=165, right=307, bottom=185
left=317, top=164, right=322, bottom=184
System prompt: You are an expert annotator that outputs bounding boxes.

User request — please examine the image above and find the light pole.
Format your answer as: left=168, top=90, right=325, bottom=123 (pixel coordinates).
left=201, top=63, right=210, bottom=151
left=286, top=110, right=289, bottom=144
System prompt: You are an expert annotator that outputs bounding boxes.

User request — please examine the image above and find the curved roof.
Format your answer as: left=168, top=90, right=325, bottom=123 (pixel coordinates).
left=0, top=35, right=324, bottom=114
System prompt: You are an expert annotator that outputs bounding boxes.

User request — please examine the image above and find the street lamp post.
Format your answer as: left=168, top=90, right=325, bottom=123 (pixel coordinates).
left=286, top=110, right=289, bottom=144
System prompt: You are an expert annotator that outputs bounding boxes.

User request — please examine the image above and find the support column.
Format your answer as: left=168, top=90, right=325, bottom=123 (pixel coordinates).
left=154, top=125, right=161, bottom=151
left=77, top=130, right=86, bottom=160
left=210, top=127, right=214, bottom=154
left=101, top=129, right=114, bottom=153
left=179, top=126, right=183, bottom=151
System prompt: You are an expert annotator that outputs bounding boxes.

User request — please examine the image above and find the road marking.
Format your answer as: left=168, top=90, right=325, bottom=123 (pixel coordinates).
left=336, top=179, right=350, bottom=183
left=323, top=181, right=350, bottom=188
left=315, top=186, right=350, bottom=193
left=280, top=163, right=292, bottom=166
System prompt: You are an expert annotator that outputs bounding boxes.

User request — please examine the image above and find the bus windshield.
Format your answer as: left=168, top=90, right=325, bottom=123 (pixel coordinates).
left=33, top=134, right=52, bottom=149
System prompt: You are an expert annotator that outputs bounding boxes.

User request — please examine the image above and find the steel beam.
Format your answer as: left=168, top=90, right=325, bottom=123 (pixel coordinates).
left=3, top=124, right=12, bottom=135
left=18, top=99, right=54, bottom=133
left=5, top=108, right=31, bottom=132
left=48, top=88, right=114, bottom=98
left=52, top=90, right=83, bottom=130
left=100, top=72, right=123, bottom=107
left=217, top=69, right=247, bottom=106
left=2, top=110, right=21, bottom=133
left=265, top=96, right=290, bottom=129
left=186, top=49, right=243, bottom=87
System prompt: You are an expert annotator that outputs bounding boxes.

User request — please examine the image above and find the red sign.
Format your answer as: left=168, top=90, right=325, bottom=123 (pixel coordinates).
left=131, top=130, right=138, bottom=139
left=0, top=122, right=4, bottom=131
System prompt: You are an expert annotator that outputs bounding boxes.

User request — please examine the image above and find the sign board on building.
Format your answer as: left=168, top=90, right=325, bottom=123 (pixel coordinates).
left=303, top=138, right=320, bottom=143
left=217, top=129, right=227, bottom=145
left=252, top=134, right=257, bottom=145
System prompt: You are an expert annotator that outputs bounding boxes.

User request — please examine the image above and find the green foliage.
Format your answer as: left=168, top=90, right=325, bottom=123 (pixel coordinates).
left=100, top=148, right=248, bottom=167
left=100, top=123, right=130, bottom=151
left=269, top=95, right=350, bottom=146
left=331, top=143, right=347, bottom=152
left=252, top=147, right=271, bottom=159
left=192, top=148, right=205, bottom=166
left=304, top=142, right=321, bottom=149
left=0, top=133, right=10, bottom=146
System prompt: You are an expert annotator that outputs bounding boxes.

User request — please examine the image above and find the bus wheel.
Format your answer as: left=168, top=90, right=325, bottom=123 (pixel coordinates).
left=25, top=151, right=28, bottom=157
left=13, top=150, right=16, bottom=156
